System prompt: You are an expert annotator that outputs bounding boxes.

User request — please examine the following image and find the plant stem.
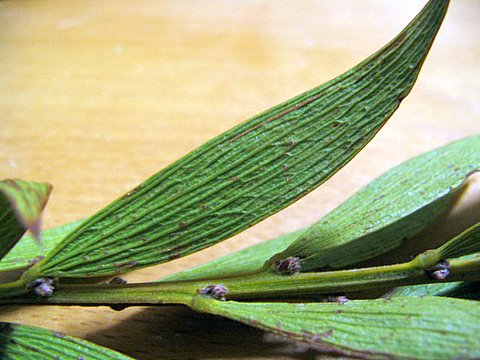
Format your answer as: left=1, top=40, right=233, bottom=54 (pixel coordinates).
left=0, top=279, right=28, bottom=298
left=0, top=255, right=478, bottom=306
left=225, top=258, right=478, bottom=300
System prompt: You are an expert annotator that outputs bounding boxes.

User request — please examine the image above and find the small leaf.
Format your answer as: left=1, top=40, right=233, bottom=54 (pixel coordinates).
left=387, top=281, right=465, bottom=297
left=192, top=296, right=480, bottom=359
left=438, top=221, right=480, bottom=259
left=23, top=0, right=449, bottom=280
left=0, top=220, right=83, bottom=272
left=0, top=179, right=52, bottom=260
left=271, top=135, right=480, bottom=271
left=0, top=322, right=134, bottom=360
left=386, top=279, right=477, bottom=298
left=437, top=281, right=480, bottom=300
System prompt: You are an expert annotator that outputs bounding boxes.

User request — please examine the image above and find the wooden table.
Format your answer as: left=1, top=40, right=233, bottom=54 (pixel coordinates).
left=1, top=1, right=479, bottom=359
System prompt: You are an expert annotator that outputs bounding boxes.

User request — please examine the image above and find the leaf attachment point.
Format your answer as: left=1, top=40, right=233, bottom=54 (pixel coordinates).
left=275, top=257, right=301, bottom=275
left=199, top=284, right=229, bottom=301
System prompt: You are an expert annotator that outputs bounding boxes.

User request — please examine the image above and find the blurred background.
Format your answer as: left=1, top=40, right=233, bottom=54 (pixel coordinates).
left=1, top=1, right=479, bottom=359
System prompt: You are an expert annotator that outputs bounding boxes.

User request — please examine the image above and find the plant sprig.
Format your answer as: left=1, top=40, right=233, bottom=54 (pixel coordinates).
left=3, top=1, right=480, bottom=359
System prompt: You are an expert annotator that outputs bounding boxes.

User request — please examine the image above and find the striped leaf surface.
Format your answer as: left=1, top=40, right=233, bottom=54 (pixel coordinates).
left=0, top=322, right=134, bottom=360
left=273, top=135, right=479, bottom=271
left=193, top=296, right=480, bottom=359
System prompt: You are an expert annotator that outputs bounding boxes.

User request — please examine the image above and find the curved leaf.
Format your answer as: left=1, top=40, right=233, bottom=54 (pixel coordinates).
left=272, top=135, right=479, bottom=271
left=193, top=296, right=480, bottom=359
left=0, top=179, right=52, bottom=260
left=0, top=322, right=134, bottom=360
left=22, top=0, right=449, bottom=281
left=0, top=220, right=82, bottom=272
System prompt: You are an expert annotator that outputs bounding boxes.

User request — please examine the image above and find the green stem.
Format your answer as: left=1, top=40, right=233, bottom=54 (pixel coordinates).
left=0, top=279, right=28, bottom=298
left=0, top=280, right=196, bottom=306
left=0, top=255, right=478, bottom=306
left=223, top=256, right=479, bottom=300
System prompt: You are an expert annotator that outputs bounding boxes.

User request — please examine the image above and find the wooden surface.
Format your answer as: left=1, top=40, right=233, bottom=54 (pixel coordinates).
left=1, top=1, right=479, bottom=359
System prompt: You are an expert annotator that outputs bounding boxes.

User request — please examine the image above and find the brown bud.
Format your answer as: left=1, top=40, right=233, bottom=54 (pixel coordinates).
left=199, top=284, right=229, bottom=301
left=275, top=257, right=301, bottom=275
left=28, top=277, right=57, bottom=297
left=427, top=260, right=450, bottom=280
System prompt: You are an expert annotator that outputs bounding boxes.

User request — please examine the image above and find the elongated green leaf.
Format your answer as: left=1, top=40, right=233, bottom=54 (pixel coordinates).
left=192, top=296, right=480, bottom=359
left=271, top=135, right=479, bottom=271
left=163, top=229, right=304, bottom=282
left=0, top=220, right=82, bottom=273
left=24, top=0, right=448, bottom=280
left=0, top=179, right=52, bottom=260
left=0, top=322, right=134, bottom=360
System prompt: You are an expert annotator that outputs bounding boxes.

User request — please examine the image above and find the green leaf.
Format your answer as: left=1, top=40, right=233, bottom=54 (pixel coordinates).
left=163, top=229, right=304, bottom=282
left=438, top=222, right=480, bottom=259
left=387, top=281, right=465, bottom=297
left=437, top=281, right=480, bottom=300
left=406, top=222, right=480, bottom=274
left=386, top=279, right=478, bottom=298
left=0, top=179, right=52, bottom=260
left=271, top=135, right=479, bottom=271
left=0, top=220, right=83, bottom=273
left=192, top=296, right=480, bottom=359
left=0, top=322, right=134, bottom=360
left=164, top=134, right=479, bottom=284
left=23, top=0, right=448, bottom=280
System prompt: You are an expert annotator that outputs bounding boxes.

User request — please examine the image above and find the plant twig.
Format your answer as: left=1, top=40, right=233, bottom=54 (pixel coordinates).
left=0, top=255, right=478, bottom=307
